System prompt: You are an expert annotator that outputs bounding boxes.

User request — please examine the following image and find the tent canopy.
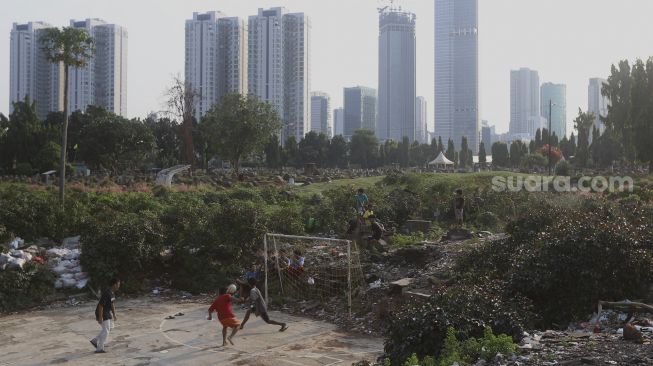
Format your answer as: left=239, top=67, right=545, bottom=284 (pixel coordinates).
left=429, top=152, right=454, bottom=166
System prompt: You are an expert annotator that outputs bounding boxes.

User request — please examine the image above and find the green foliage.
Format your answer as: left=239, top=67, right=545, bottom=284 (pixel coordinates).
left=266, top=203, right=305, bottom=236
left=201, top=93, right=282, bottom=172
left=520, top=153, right=547, bottom=170
left=390, top=233, right=425, bottom=248
left=0, top=264, right=56, bottom=313
left=491, top=142, right=510, bottom=167
left=555, top=160, right=571, bottom=176
left=350, top=129, right=380, bottom=168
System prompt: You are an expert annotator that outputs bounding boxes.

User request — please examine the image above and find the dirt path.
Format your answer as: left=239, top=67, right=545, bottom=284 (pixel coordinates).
left=0, top=297, right=382, bottom=366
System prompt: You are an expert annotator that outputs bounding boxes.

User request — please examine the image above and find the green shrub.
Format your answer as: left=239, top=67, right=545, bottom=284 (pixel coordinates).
left=390, top=233, right=425, bottom=247
left=555, top=160, right=571, bottom=176
left=0, top=264, right=56, bottom=313
left=266, top=203, right=305, bottom=235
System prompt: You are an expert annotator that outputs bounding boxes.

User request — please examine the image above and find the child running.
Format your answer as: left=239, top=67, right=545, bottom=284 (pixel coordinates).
left=207, top=284, right=244, bottom=346
left=240, top=278, right=288, bottom=332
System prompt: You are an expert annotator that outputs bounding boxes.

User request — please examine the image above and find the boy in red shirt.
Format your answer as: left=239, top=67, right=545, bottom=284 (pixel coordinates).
left=207, top=285, right=244, bottom=346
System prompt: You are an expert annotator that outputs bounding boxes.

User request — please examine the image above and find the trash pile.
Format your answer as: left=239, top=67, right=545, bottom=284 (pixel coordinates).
left=1, top=235, right=89, bottom=290
left=0, top=237, right=45, bottom=270
left=46, top=236, right=89, bottom=289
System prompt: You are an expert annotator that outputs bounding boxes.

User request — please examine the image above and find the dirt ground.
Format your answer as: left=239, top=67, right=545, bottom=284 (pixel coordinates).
left=0, top=297, right=383, bottom=366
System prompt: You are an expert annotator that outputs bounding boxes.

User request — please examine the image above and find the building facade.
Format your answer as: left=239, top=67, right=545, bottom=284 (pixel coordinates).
left=481, top=120, right=492, bottom=153
left=248, top=7, right=311, bottom=143
left=9, top=21, right=64, bottom=120
left=434, top=0, right=479, bottom=152
left=333, top=107, right=344, bottom=136
left=344, top=86, right=376, bottom=140
left=540, top=82, right=567, bottom=138
left=510, top=68, right=541, bottom=138
left=377, top=8, right=416, bottom=143
left=310, top=91, right=331, bottom=137
left=588, top=77, right=610, bottom=137
left=415, top=96, right=428, bottom=143
left=185, top=12, right=247, bottom=120
left=67, top=19, right=128, bottom=117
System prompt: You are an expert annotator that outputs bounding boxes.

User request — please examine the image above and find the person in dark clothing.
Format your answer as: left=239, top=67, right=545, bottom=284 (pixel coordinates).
left=239, top=278, right=288, bottom=332
left=90, top=278, right=121, bottom=353
left=367, top=215, right=387, bottom=242
left=454, top=189, right=465, bottom=226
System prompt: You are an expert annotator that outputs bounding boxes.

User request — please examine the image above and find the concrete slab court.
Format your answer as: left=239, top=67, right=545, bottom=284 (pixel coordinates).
left=0, top=298, right=382, bottom=366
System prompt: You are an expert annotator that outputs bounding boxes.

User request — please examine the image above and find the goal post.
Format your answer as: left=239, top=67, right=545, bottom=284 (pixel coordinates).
left=263, top=233, right=364, bottom=317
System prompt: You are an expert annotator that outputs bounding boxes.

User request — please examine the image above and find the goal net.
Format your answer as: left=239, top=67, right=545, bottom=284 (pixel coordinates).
left=263, top=233, right=364, bottom=317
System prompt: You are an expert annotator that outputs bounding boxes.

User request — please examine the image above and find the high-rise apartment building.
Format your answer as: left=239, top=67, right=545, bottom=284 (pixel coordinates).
left=310, top=92, right=331, bottom=137
left=69, top=19, right=128, bottom=116
left=415, top=96, right=428, bottom=143
left=377, top=8, right=416, bottom=143
left=540, top=82, right=567, bottom=138
left=248, top=7, right=310, bottom=143
left=9, top=21, right=63, bottom=120
left=185, top=12, right=247, bottom=120
left=588, top=78, right=610, bottom=137
left=333, top=107, right=344, bottom=136
left=344, top=86, right=376, bottom=140
left=434, top=0, right=479, bottom=152
left=510, top=68, right=541, bottom=138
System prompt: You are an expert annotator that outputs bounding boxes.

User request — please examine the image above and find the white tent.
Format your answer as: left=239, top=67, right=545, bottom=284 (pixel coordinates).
left=428, top=152, right=454, bottom=167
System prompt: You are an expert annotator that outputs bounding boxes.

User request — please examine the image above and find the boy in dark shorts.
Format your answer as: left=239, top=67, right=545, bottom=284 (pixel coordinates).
left=454, top=189, right=465, bottom=226
left=208, top=285, right=244, bottom=346
left=240, top=278, right=288, bottom=332
left=90, top=278, right=120, bottom=353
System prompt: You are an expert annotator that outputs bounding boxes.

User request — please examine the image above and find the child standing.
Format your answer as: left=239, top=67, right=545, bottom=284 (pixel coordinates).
left=208, top=285, right=244, bottom=346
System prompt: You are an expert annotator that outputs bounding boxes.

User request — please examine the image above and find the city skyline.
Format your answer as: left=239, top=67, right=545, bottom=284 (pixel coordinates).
left=2, top=0, right=653, bottom=137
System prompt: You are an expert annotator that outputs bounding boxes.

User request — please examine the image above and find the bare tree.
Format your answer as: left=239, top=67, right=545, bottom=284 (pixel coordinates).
left=163, top=74, right=200, bottom=168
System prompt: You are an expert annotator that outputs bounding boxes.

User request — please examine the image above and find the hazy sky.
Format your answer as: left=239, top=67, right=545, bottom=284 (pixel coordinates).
left=2, top=0, right=652, bottom=135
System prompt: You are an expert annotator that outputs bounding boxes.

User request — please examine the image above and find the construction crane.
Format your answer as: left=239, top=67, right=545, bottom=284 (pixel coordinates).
left=377, top=0, right=400, bottom=13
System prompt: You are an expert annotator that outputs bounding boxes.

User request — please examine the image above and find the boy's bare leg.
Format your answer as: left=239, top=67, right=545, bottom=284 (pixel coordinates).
left=240, top=309, right=251, bottom=329
left=227, top=327, right=239, bottom=345
left=222, top=327, right=228, bottom=346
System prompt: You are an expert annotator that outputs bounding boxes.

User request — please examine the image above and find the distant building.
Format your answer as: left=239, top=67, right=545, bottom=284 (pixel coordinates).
left=434, top=0, right=479, bottom=152
left=185, top=12, right=247, bottom=120
left=310, top=92, right=331, bottom=137
left=510, top=68, right=541, bottom=139
left=588, top=78, right=610, bottom=138
left=415, top=97, right=428, bottom=143
left=540, top=82, right=567, bottom=138
left=481, top=120, right=492, bottom=152
left=377, top=7, right=416, bottom=142
left=344, top=86, right=376, bottom=140
left=333, top=107, right=344, bottom=136
left=9, top=21, right=63, bottom=120
left=69, top=19, right=128, bottom=116
left=248, top=7, right=310, bottom=143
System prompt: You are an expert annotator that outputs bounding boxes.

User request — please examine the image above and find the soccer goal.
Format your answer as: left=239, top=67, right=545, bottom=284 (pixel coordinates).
left=263, top=233, right=364, bottom=317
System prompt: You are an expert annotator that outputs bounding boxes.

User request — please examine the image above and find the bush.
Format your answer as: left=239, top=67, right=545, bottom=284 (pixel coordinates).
left=555, top=160, right=571, bottom=176
left=266, top=203, right=305, bottom=236
left=384, top=282, right=532, bottom=365
left=80, top=211, right=165, bottom=293
left=0, top=263, right=56, bottom=313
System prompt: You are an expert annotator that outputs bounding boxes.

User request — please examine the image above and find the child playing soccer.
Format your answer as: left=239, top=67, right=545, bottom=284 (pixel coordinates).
left=207, top=285, right=244, bottom=346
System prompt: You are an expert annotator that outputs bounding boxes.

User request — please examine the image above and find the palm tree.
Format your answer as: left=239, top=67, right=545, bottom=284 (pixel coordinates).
left=40, top=27, right=94, bottom=205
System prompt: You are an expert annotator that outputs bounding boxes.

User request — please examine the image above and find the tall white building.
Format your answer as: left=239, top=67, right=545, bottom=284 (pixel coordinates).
left=540, top=82, right=567, bottom=138
left=377, top=7, right=416, bottom=143
left=69, top=19, right=128, bottom=116
left=248, top=7, right=311, bottom=143
left=310, top=91, right=331, bottom=137
left=415, top=96, right=428, bottom=143
left=434, top=0, right=479, bottom=152
left=9, top=21, right=64, bottom=120
left=185, top=12, right=247, bottom=121
left=510, top=68, right=542, bottom=138
left=588, top=78, right=610, bottom=137
left=333, top=107, right=344, bottom=136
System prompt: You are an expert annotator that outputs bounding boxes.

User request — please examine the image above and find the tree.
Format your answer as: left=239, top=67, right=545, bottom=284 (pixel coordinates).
left=200, top=94, right=282, bottom=173
left=632, top=58, right=653, bottom=171
left=509, top=140, right=528, bottom=167
left=298, top=131, right=329, bottom=167
left=479, top=142, right=487, bottom=164
left=264, top=135, right=282, bottom=169
left=603, top=60, right=634, bottom=161
left=437, top=136, right=444, bottom=155
left=145, top=115, right=182, bottom=168
left=491, top=142, right=509, bottom=167
left=591, top=131, right=624, bottom=168
left=520, top=153, right=548, bottom=170
left=534, top=129, right=542, bottom=149
left=399, top=137, right=410, bottom=167
left=282, top=135, right=299, bottom=168
left=573, top=109, right=594, bottom=168
left=40, top=26, right=94, bottom=205
left=164, top=74, right=200, bottom=168
left=327, top=135, right=348, bottom=168
left=445, top=138, right=455, bottom=161
left=350, top=129, right=379, bottom=168
left=459, top=136, right=469, bottom=168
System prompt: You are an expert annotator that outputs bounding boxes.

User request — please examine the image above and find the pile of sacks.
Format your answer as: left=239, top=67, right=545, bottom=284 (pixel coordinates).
left=45, top=236, right=89, bottom=290
left=0, top=238, right=42, bottom=270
